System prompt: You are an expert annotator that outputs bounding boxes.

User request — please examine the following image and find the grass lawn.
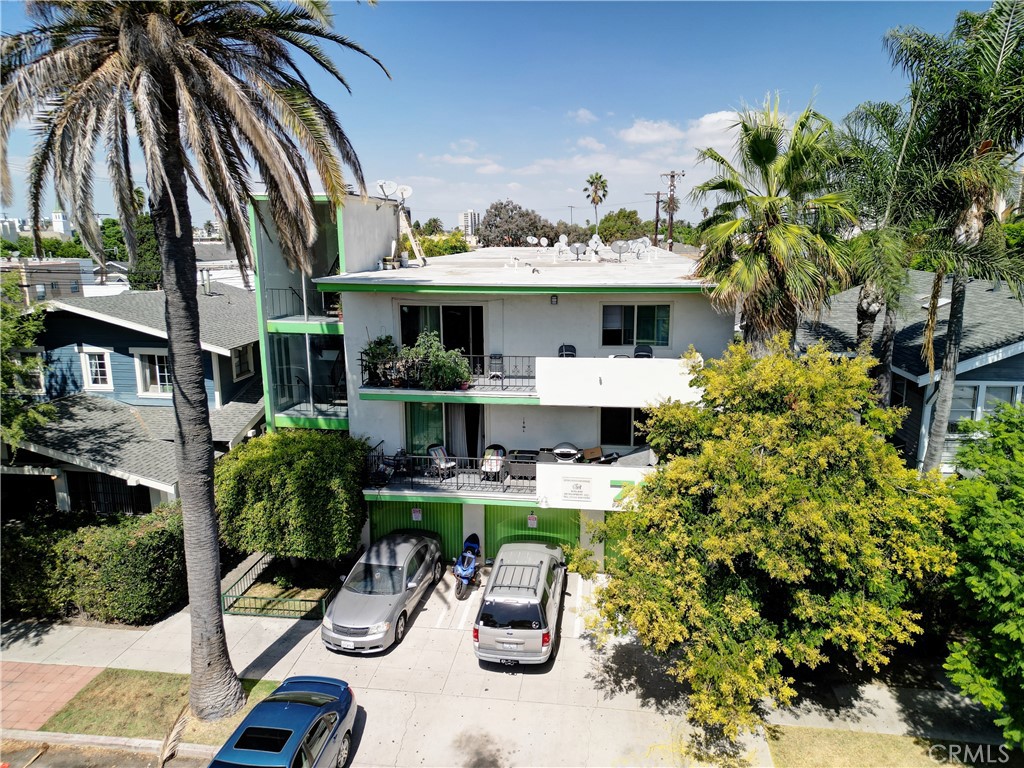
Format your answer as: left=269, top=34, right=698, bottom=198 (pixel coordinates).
left=768, top=726, right=1022, bottom=768
left=41, top=669, right=278, bottom=746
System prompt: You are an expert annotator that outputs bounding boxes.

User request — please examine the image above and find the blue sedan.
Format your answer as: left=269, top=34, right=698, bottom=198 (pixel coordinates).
left=209, top=676, right=357, bottom=768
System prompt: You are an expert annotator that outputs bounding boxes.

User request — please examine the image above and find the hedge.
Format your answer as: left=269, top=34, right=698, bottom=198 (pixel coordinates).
left=0, top=504, right=187, bottom=624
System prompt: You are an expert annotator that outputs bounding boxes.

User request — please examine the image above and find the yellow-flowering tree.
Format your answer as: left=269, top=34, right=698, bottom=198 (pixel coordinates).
left=597, top=337, right=955, bottom=738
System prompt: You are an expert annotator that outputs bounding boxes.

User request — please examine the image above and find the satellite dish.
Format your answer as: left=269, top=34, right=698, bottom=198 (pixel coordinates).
left=569, top=243, right=586, bottom=261
left=396, top=185, right=413, bottom=200
left=377, top=180, right=398, bottom=198
left=640, top=236, right=651, bottom=248
left=611, top=240, right=629, bottom=262
left=527, top=236, right=538, bottom=245
left=540, top=237, right=548, bottom=247
left=558, top=234, right=568, bottom=245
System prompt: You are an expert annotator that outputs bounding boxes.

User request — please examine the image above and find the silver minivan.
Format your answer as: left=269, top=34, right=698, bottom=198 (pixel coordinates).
left=473, top=541, right=565, bottom=665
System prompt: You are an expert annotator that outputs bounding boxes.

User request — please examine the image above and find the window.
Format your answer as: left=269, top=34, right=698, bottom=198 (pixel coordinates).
left=70, top=280, right=79, bottom=294
left=983, top=386, right=1015, bottom=416
left=891, top=377, right=908, bottom=409
left=600, top=407, right=646, bottom=447
left=79, top=347, right=114, bottom=391
left=948, top=384, right=977, bottom=433
left=131, top=348, right=172, bottom=396
left=302, top=714, right=337, bottom=763
left=407, top=546, right=426, bottom=581
left=50, top=281, right=58, bottom=291
left=602, top=304, right=669, bottom=346
left=232, top=344, right=254, bottom=381
left=34, top=284, right=45, bottom=301
left=14, top=348, right=44, bottom=394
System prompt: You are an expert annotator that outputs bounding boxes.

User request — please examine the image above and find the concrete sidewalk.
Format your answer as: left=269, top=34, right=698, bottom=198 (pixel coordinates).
left=0, top=568, right=1005, bottom=766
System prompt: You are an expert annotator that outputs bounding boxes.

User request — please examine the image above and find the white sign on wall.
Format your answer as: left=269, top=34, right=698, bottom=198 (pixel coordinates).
left=411, top=507, right=422, bottom=521
left=562, top=477, right=592, bottom=503
left=527, top=514, right=538, bottom=529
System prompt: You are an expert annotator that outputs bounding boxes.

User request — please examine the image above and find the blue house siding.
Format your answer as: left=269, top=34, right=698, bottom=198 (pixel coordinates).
left=217, top=343, right=261, bottom=403
left=39, top=311, right=216, bottom=408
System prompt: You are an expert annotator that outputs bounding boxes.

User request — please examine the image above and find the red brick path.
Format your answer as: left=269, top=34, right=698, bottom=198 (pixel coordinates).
left=0, top=662, right=103, bottom=731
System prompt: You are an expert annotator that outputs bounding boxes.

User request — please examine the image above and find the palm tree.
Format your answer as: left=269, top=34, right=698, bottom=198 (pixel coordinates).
left=583, top=172, right=608, bottom=237
left=1, top=0, right=387, bottom=720
left=690, top=96, right=856, bottom=357
left=661, top=193, right=680, bottom=246
left=885, top=1, right=1024, bottom=472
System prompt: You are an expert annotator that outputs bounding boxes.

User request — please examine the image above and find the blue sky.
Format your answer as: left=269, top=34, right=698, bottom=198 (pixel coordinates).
left=1, top=1, right=988, bottom=229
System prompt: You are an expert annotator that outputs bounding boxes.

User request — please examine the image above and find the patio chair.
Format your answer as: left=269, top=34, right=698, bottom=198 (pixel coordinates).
left=426, top=444, right=457, bottom=479
left=480, top=443, right=508, bottom=481
left=633, top=344, right=653, bottom=358
left=558, top=344, right=577, bottom=358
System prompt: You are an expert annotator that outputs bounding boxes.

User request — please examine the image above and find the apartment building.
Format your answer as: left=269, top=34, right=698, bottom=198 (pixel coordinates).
left=250, top=196, right=732, bottom=567
left=459, top=209, right=480, bottom=238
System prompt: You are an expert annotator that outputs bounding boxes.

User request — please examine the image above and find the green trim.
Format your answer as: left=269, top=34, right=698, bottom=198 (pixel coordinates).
left=335, top=204, right=345, bottom=273
left=360, top=390, right=540, bottom=405
left=362, top=490, right=537, bottom=507
left=249, top=201, right=276, bottom=432
left=273, top=415, right=349, bottom=430
left=267, top=320, right=344, bottom=335
left=317, top=282, right=705, bottom=295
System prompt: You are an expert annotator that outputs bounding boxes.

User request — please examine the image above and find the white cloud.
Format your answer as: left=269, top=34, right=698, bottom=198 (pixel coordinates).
left=430, top=153, right=489, bottom=166
left=449, top=138, right=478, bottom=152
left=576, top=136, right=605, bottom=151
left=618, top=119, right=686, bottom=144
left=476, top=163, right=506, bottom=175
left=568, top=108, right=598, bottom=124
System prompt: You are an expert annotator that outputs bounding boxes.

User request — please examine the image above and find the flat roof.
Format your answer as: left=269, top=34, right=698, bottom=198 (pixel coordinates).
left=316, top=245, right=709, bottom=294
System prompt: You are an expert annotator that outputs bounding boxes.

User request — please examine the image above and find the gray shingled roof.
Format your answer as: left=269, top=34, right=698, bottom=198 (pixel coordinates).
left=193, top=241, right=236, bottom=263
left=20, top=394, right=178, bottom=488
left=135, top=378, right=264, bottom=443
left=21, top=388, right=266, bottom=490
left=53, top=281, right=257, bottom=352
left=798, top=270, right=1024, bottom=377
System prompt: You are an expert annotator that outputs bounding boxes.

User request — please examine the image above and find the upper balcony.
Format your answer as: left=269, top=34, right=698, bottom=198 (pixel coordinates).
left=357, top=350, right=699, bottom=408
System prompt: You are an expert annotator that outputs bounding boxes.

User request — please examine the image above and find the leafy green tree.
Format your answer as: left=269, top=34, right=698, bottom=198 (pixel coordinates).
left=691, top=96, right=855, bottom=357
left=421, top=217, right=445, bottom=235
left=945, top=404, right=1024, bottom=748
left=1, top=272, right=54, bottom=449
left=126, top=215, right=161, bottom=290
left=584, top=172, right=608, bottom=236
left=597, top=208, right=645, bottom=242
left=478, top=199, right=545, bottom=247
left=1, top=0, right=387, bottom=720
left=596, top=338, right=955, bottom=738
left=421, top=231, right=470, bottom=257
left=215, top=431, right=369, bottom=560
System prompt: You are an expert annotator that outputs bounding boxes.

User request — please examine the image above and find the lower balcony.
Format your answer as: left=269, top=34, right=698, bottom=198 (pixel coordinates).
left=272, top=383, right=348, bottom=428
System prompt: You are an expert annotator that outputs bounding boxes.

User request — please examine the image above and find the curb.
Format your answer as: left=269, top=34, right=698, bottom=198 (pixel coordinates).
left=0, top=729, right=218, bottom=760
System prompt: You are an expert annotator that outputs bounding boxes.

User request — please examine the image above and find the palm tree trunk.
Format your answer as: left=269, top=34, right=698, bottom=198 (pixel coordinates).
left=874, top=301, right=898, bottom=406
left=151, top=91, right=245, bottom=721
left=593, top=204, right=599, bottom=237
left=921, top=272, right=967, bottom=473
left=856, top=281, right=884, bottom=347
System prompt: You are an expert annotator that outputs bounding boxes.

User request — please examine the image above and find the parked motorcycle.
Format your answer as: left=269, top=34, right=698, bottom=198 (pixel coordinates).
left=452, top=533, right=481, bottom=600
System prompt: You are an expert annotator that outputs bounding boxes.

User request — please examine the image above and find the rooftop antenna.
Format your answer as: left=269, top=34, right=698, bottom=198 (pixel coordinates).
left=540, top=237, right=549, bottom=248
left=611, top=240, right=629, bottom=263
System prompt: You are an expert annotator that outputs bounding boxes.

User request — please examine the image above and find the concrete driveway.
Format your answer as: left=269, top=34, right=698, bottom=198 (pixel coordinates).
left=1, top=572, right=772, bottom=767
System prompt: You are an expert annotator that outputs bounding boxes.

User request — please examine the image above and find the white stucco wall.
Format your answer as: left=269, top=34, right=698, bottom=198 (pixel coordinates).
left=341, top=198, right=400, bottom=273
left=536, top=357, right=701, bottom=408
left=536, top=463, right=651, bottom=512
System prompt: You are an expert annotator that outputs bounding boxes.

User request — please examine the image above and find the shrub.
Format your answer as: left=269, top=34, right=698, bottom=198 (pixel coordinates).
left=0, top=504, right=186, bottom=624
left=215, top=430, right=369, bottom=560
left=55, top=505, right=187, bottom=624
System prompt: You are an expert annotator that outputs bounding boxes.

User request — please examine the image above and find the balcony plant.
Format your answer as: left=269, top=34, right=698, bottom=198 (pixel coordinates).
left=360, top=335, right=398, bottom=386
left=412, top=331, right=471, bottom=390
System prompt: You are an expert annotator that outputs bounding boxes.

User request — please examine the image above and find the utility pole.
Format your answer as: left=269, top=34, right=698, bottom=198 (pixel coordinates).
left=567, top=205, right=576, bottom=227
left=644, top=192, right=661, bottom=246
left=660, top=170, right=684, bottom=252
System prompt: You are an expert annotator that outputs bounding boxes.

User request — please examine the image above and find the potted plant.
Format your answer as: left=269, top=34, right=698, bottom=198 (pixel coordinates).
left=360, top=335, right=397, bottom=386
left=412, top=331, right=471, bottom=390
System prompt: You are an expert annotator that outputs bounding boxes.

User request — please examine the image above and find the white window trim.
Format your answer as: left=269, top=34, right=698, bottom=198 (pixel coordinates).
left=231, top=343, right=255, bottom=382
left=16, top=346, right=46, bottom=394
left=79, top=345, right=114, bottom=392
left=130, top=346, right=172, bottom=399
left=599, top=302, right=672, bottom=348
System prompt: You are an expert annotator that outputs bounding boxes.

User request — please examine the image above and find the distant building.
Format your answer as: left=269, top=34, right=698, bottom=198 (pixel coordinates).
left=51, top=210, right=73, bottom=237
left=459, top=209, right=480, bottom=238
left=0, top=217, right=22, bottom=242
left=0, top=258, right=87, bottom=306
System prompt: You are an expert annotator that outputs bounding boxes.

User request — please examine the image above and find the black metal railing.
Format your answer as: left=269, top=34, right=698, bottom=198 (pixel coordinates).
left=265, top=286, right=339, bottom=320
left=272, top=380, right=347, bottom=414
left=365, top=446, right=537, bottom=495
left=359, top=353, right=535, bottom=392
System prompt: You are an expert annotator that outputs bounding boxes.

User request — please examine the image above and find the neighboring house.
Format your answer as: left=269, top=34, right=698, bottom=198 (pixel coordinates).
left=1, top=282, right=265, bottom=514
left=1, top=258, right=87, bottom=306
left=250, top=194, right=734, bottom=567
left=798, top=270, right=1024, bottom=473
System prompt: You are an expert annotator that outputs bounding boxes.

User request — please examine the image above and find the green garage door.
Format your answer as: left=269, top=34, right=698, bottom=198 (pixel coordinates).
left=369, top=500, right=463, bottom=561
left=483, top=505, right=579, bottom=559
